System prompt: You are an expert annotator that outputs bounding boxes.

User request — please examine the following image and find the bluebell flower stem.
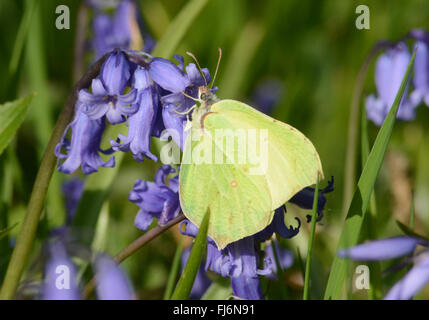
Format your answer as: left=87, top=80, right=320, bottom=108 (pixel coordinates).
left=303, top=175, right=320, bottom=300
left=0, top=54, right=109, bottom=300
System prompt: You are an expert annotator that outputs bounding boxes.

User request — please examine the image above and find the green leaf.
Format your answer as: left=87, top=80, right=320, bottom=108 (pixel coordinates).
left=171, top=210, right=210, bottom=300
left=0, top=94, right=34, bottom=156
left=324, top=49, right=417, bottom=300
left=151, top=0, right=209, bottom=58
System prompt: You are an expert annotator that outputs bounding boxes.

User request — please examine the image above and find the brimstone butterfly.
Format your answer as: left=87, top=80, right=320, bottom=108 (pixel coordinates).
left=179, top=51, right=323, bottom=250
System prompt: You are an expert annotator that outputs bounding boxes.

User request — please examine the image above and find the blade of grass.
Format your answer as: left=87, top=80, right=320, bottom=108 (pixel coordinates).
left=171, top=210, right=210, bottom=300
left=361, top=103, right=381, bottom=300
left=303, top=175, right=320, bottom=300
left=163, top=238, right=184, bottom=300
left=324, top=49, right=416, bottom=300
left=151, top=0, right=209, bottom=58
left=8, top=0, right=35, bottom=77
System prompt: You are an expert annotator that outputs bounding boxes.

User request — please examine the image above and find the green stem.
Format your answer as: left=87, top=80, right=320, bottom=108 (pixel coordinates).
left=303, top=175, right=320, bottom=300
left=0, top=55, right=108, bottom=300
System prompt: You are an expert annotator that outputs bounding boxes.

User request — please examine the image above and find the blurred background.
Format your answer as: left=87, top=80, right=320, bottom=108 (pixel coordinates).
left=1, top=0, right=429, bottom=299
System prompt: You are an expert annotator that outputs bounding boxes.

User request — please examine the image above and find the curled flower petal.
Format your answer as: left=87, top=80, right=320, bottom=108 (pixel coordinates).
left=289, top=176, right=334, bottom=222
left=338, top=236, right=423, bottom=261
left=112, top=87, right=158, bottom=161
left=129, top=166, right=180, bottom=230
left=55, top=105, right=115, bottom=175
left=254, top=208, right=301, bottom=242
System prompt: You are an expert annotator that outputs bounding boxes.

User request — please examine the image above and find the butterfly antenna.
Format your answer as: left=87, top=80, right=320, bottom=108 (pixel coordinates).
left=186, top=51, right=208, bottom=86
left=211, top=48, right=222, bottom=89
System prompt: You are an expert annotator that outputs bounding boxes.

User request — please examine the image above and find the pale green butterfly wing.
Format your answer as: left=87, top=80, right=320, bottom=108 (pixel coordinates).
left=209, top=100, right=324, bottom=210
left=179, top=127, right=274, bottom=249
left=179, top=99, right=323, bottom=249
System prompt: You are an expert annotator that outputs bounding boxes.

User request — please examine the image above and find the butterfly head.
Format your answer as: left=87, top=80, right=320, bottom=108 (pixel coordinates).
left=198, top=85, right=218, bottom=106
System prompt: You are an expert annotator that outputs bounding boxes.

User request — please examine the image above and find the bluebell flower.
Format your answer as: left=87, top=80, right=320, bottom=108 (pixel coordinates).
left=95, top=255, right=134, bottom=300
left=129, top=165, right=180, bottom=230
left=111, top=67, right=159, bottom=161
left=42, top=242, right=80, bottom=300
left=264, top=240, right=294, bottom=280
left=79, top=52, right=138, bottom=124
left=50, top=178, right=85, bottom=238
left=366, top=42, right=417, bottom=126
left=41, top=242, right=134, bottom=300
left=55, top=102, right=115, bottom=175
left=181, top=247, right=212, bottom=299
left=410, top=40, right=429, bottom=107
left=289, top=176, right=334, bottom=222
left=407, top=29, right=429, bottom=107
left=179, top=208, right=299, bottom=300
left=338, top=236, right=429, bottom=300
left=250, top=79, right=284, bottom=115
left=62, top=178, right=85, bottom=223
left=92, top=0, right=143, bottom=59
